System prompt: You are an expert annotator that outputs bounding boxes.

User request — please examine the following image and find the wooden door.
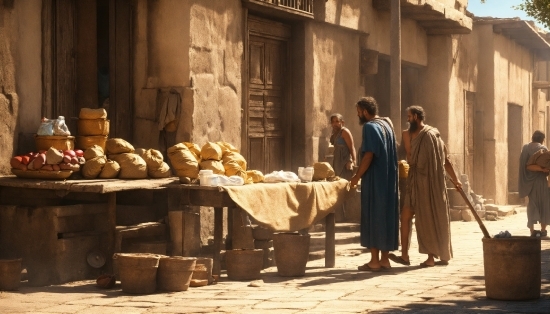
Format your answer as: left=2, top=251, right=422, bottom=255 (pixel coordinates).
left=45, top=0, right=133, bottom=140
left=508, top=104, right=523, bottom=193
left=108, top=0, right=133, bottom=140
left=246, top=17, right=290, bottom=174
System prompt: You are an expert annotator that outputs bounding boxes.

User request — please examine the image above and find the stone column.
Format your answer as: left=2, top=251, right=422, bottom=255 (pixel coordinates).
left=390, top=0, right=401, bottom=135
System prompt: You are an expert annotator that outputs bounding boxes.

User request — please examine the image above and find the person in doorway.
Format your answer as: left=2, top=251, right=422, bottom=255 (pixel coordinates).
left=350, top=97, right=399, bottom=271
left=519, top=130, right=550, bottom=237
left=330, top=113, right=357, bottom=180
left=389, top=106, right=461, bottom=267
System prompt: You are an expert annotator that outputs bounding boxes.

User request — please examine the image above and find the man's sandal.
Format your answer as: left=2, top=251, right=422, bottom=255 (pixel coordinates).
left=388, top=253, right=410, bottom=266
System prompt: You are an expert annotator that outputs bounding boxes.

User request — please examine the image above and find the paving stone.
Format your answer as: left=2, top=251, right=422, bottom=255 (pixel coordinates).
left=253, top=301, right=320, bottom=310
left=34, top=304, right=89, bottom=313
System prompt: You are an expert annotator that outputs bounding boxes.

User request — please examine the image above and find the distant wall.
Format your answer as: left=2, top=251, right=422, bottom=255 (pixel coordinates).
left=303, top=21, right=364, bottom=166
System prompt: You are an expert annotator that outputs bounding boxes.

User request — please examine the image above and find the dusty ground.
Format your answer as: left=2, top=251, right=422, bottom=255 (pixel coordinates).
left=0, top=209, right=549, bottom=313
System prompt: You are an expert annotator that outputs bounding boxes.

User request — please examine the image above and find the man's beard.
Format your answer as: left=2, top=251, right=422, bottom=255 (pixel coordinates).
left=358, top=115, right=368, bottom=125
left=409, top=120, right=419, bottom=133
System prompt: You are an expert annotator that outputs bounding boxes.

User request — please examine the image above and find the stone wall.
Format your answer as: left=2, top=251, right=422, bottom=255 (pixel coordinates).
left=0, top=0, right=43, bottom=174
left=303, top=22, right=364, bottom=166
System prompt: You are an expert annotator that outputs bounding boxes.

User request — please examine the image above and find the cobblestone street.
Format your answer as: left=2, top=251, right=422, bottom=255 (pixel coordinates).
left=1, top=209, right=549, bottom=314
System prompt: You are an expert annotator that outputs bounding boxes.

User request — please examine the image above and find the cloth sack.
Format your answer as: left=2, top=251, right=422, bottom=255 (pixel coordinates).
left=222, top=152, right=247, bottom=171
left=109, top=153, right=147, bottom=179
left=84, top=145, right=105, bottom=160
left=106, top=138, right=135, bottom=155
left=82, top=156, right=107, bottom=179
left=99, top=160, right=120, bottom=179
left=313, top=162, right=335, bottom=181
left=217, top=141, right=239, bottom=155
left=79, top=108, right=107, bottom=119
left=45, top=147, right=63, bottom=165
left=167, top=143, right=200, bottom=179
left=183, top=142, right=202, bottom=161
left=264, top=171, right=301, bottom=183
left=141, top=149, right=164, bottom=170
left=201, top=142, right=223, bottom=161
left=200, top=160, right=225, bottom=175
left=246, top=170, right=264, bottom=183
left=149, top=161, right=171, bottom=178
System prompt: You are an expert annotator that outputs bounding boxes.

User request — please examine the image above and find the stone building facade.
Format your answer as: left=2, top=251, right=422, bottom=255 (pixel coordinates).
left=1, top=0, right=548, bottom=208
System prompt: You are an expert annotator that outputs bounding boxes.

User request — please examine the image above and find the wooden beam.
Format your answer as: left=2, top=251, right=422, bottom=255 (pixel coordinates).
left=533, top=81, right=550, bottom=89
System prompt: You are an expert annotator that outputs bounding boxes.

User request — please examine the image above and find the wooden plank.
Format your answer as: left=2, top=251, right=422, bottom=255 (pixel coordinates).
left=0, top=177, right=178, bottom=194
left=105, top=192, right=116, bottom=272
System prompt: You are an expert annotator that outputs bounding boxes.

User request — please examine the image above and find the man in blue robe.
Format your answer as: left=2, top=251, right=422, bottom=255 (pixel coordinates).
left=350, top=97, right=399, bottom=271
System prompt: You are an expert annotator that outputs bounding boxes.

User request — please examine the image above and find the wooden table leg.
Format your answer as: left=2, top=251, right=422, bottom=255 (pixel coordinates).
left=325, top=212, right=335, bottom=268
left=106, top=192, right=116, bottom=272
left=226, top=207, right=233, bottom=250
left=213, top=207, right=223, bottom=276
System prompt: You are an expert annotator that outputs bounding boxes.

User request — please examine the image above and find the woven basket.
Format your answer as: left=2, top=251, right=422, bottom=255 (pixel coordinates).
left=76, top=135, right=108, bottom=151
left=225, top=249, right=263, bottom=281
left=0, top=258, right=22, bottom=291
left=157, top=257, right=196, bottom=292
left=113, top=253, right=161, bottom=294
left=34, top=135, right=75, bottom=151
left=77, top=119, right=110, bottom=136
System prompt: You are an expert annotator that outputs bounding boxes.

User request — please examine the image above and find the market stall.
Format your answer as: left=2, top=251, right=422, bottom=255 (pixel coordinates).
left=167, top=179, right=350, bottom=276
left=0, top=177, right=177, bottom=285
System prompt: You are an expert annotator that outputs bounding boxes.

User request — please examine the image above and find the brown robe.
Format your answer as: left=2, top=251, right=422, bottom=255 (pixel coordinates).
left=405, top=125, right=452, bottom=261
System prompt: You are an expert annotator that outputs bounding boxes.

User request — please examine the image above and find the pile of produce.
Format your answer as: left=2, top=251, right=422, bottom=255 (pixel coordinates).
left=11, top=147, right=85, bottom=172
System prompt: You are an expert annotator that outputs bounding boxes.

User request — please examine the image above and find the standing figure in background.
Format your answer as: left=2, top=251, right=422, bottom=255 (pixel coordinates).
left=350, top=97, right=399, bottom=271
left=519, top=130, right=550, bottom=237
left=389, top=106, right=461, bottom=267
left=330, top=113, right=356, bottom=180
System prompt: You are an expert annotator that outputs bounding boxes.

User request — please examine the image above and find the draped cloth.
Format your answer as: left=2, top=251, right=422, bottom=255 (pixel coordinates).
left=222, top=180, right=352, bottom=231
left=405, top=126, right=452, bottom=261
left=359, top=118, right=399, bottom=251
left=519, top=142, right=550, bottom=228
left=330, top=127, right=354, bottom=180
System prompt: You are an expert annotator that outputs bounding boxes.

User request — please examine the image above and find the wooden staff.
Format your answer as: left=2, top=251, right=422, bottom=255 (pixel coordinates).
left=450, top=181, right=492, bottom=239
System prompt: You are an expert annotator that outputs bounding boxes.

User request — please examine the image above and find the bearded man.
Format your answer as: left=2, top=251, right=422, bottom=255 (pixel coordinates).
left=350, top=97, right=399, bottom=271
left=389, top=106, right=461, bottom=267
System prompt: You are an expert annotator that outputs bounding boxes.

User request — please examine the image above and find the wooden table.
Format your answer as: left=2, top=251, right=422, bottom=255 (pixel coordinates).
left=0, top=176, right=178, bottom=278
left=167, top=183, right=336, bottom=276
